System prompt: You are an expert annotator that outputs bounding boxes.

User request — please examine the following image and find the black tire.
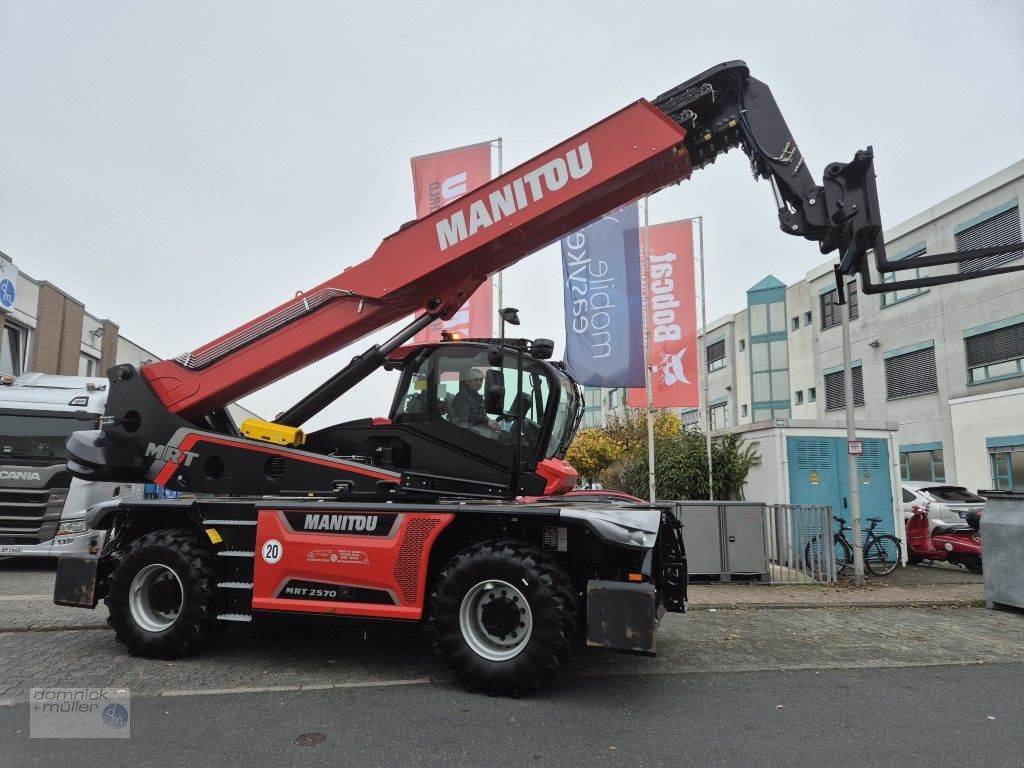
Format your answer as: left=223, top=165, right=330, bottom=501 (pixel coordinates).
left=429, top=539, right=578, bottom=695
left=804, top=535, right=852, bottom=577
left=106, top=529, right=224, bottom=658
left=864, top=534, right=902, bottom=577
left=966, top=557, right=983, bottom=575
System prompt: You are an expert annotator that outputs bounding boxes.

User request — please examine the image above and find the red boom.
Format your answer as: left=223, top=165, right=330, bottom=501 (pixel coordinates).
left=142, top=100, right=692, bottom=419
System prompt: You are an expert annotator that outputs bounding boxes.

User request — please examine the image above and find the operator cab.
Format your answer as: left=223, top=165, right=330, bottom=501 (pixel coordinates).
left=304, top=340, right=582, bottom=496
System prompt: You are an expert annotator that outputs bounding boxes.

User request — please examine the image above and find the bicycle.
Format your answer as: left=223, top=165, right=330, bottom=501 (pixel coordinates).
left=804, top=515, right=902, bottom=577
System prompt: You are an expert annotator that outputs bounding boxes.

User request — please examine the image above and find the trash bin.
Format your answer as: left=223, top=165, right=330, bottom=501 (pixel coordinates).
left=981, top=490, right=1024, bottom=611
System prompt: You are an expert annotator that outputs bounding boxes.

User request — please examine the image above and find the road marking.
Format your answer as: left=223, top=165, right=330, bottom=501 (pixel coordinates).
left=158, top=678, right=431, bottom=699
left=0, top=594, right=52, bottom=602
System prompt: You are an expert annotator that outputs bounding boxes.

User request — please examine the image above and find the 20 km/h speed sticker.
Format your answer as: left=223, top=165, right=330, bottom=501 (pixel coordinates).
left=262, top=539, right=283, bottom=564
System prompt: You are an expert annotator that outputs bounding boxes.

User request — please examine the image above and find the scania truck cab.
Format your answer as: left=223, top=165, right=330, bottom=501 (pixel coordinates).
left=0, top=374, right=143, bottom=557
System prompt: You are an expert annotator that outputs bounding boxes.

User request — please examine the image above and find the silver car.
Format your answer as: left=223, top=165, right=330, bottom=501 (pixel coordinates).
left=900, top=481, right=986, bottom=530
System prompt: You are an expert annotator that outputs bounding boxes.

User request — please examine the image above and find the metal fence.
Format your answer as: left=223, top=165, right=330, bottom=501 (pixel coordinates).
left=765, top=504, right=837, bottom=584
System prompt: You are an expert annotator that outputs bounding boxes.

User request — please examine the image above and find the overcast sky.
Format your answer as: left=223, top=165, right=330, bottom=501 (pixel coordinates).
left=2, top=1, right=1022, bottom=428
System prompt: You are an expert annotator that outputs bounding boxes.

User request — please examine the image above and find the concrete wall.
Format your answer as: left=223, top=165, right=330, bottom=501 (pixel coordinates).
left=949, top=387, right=1024, bottom=493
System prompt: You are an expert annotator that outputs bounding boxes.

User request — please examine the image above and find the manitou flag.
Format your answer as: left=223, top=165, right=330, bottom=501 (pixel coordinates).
left=628, top=220, right=699, bottom=408
left=560, top=203, right=645, bottom=387
left=410, top=141, right=494, bottom=342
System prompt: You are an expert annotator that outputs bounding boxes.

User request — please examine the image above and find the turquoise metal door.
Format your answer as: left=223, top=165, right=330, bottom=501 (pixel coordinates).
left=848, top=438, right=895, bottom=536
left=787, top=437, right=842, bottom=512
left=787, top=436, right=894, bottom=536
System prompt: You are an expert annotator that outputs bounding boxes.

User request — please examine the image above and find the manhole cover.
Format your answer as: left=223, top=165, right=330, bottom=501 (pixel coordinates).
left=294, top=732, right=327, bottom=747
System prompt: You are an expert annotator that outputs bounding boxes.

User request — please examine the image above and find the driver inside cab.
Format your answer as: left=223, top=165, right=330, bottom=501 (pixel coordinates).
left=451, top=367, right=502, bottom=434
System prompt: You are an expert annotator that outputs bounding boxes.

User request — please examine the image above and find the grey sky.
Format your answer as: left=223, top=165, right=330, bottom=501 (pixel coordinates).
left=2, top=1, right=1022, bottom=428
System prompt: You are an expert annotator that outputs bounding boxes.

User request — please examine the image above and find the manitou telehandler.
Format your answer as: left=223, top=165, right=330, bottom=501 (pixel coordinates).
left=54, top=61, right=1024, bottom=694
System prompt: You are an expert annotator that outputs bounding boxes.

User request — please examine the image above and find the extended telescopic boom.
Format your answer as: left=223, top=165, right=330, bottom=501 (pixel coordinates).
left=137, top=60, right=1015, bottom=425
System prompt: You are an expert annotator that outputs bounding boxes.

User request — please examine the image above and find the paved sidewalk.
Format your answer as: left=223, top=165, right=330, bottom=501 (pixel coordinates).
left=689, top=582, right=984, bottom=609
left=690, top=563, right=985, bottom=609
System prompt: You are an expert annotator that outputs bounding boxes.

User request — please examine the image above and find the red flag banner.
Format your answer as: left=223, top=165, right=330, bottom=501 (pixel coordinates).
left=410, top=141, right=494, bottom=342
left=628, top=220, right=699, bottom=409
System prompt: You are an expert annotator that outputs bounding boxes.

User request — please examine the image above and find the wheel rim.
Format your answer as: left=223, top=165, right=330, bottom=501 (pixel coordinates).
left=458, top=579, right=533, bottom=661
left=129, top=563, right=184, bottom=632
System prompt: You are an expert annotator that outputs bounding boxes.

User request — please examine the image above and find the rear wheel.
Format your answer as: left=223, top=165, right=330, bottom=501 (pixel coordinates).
left=804, top=535, right=852, bottom=577
left=106, top=529, right=223, bottom=658
left=429, top=539, right=578, bottom=695
left=864, top=534, right=901, bottom=577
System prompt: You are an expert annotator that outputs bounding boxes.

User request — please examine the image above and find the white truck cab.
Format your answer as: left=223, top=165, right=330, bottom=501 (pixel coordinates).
left=0, top=373, right=144, bottom=557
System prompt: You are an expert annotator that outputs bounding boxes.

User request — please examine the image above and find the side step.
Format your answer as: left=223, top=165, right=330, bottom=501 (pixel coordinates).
left=217, top=550, right=255, bottom=558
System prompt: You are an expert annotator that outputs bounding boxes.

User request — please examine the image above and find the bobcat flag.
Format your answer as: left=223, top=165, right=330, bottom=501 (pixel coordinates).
left=560, top=203, right=645, bottom=387
left=410, top=141, right=494, bottom=341
left=628, top=220, right=699, bottom=408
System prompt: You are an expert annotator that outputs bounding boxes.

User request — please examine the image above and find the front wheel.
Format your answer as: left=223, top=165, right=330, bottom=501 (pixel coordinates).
left=105, top=529, right=224, bottom=658
left=429, top=540, right=578, bottom=695
left=864, top=534, right=902, bottom=577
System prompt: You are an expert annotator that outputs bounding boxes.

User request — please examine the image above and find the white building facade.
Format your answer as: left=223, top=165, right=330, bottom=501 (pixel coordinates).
left=592, top=160, right=1024, bottom=494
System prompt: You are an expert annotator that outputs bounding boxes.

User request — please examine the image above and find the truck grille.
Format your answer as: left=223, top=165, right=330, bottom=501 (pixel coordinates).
left=0, top=486, right=68, bottom=545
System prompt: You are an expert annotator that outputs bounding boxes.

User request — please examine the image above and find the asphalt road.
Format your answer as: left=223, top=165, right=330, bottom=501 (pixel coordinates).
left=3, top=663, right=1023, bottom=768
left=2, top=557, right=1022, bottom=767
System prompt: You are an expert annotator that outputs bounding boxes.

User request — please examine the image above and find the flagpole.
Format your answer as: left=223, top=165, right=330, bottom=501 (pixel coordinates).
left=494, top=137, right=504, bottom=325
left=696, top=215, right=713, bottom=501
left=642, top=197, right=657, bottom=503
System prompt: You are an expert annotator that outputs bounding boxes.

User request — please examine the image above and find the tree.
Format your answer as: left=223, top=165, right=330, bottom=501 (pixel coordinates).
left=602, top=408, right=681, bottom=455
left=565, top=428, right=622, bottom=482
left=606, top=428, right=760, bottom=501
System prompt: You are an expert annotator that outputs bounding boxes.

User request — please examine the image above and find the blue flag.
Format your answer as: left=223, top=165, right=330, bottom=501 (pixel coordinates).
left=560, top=203, right=644, bottom=387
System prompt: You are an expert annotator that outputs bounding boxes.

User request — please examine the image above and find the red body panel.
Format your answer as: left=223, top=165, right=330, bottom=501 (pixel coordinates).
left=251, top=509, right=453, bottom=619
left=143, top=101, right=690, bottom=419
left=535, top=457, right=579, bottom=496
left=152, top=433, right=399, bottom=487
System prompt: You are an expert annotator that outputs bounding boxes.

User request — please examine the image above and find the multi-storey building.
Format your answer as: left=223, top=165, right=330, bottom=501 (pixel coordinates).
left=592, top=159, right=1024, bottom=493
left=1, top=252, right=156, bottom=378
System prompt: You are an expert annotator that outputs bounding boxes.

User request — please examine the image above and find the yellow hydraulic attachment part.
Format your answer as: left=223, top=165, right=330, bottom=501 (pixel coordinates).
left=240, top=418, right=306, bottom=447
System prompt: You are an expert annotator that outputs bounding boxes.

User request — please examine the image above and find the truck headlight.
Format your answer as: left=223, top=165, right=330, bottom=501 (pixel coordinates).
left=56, top=520, right=89, bottom=535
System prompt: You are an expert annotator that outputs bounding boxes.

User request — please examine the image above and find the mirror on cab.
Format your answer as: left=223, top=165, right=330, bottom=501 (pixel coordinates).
left=484, top=369, right=505, bottom=415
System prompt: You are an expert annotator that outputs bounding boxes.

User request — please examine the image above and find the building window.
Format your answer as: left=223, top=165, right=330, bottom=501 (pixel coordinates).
left=965, top=317, right=1024, bottom=384
left=791, top=316, right=800, bottom=331
left=706, top=339, right=726, bottom=372
left=803, top=311, right=812, bottom=326
left=824, top=365, right=864, bottom=411
left=820, top=281, right=859, bottom=330
left=956, top=202, right=1023, bottom=273
left=741, top=404, right=748, bottom=417
left=990, top=443, right=1024, bottom=490
left=900, top=448, right=945, bottom=482
left=794, top=390, right=804, bottom=405
left=882, top=245, right=927, bottom=307
left=1, top=322, right=29, bottom=376
left=808, top=386, right=817, bottom=402
left=709, top=403, right=728, bottom=431
left=738, top=339, right=746, bottom=352
left=884, top=343, right=938, bottom=399
left=609, top=388, right=620, bottom=409
left=79, top=354, right=99, bottom=377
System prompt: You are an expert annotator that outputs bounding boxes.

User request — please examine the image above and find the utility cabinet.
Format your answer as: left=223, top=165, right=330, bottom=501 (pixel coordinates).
left=670, top=501, right=768, bottom=581
left=725, top=419, right=903, bottom=542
